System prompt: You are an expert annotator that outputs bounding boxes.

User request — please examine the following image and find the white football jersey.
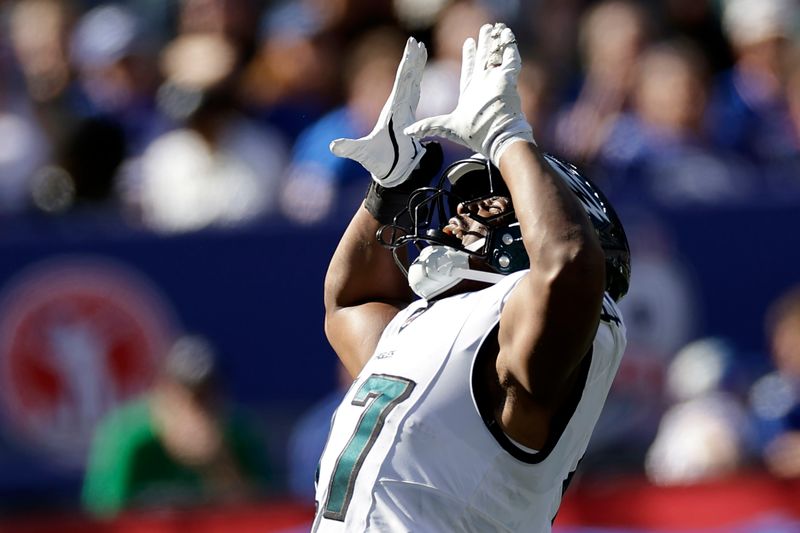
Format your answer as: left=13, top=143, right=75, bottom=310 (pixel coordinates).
left=313, top=270, right=626, bottom=532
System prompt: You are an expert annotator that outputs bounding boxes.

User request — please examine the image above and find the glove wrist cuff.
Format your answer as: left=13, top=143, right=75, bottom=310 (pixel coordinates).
left=364, top=142, right=443, bottom=224
left=489, top=126, right=535, bottom=168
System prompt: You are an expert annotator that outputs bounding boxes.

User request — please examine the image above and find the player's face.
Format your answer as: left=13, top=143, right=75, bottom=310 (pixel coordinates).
left=443, top=196, right=510, bottom=248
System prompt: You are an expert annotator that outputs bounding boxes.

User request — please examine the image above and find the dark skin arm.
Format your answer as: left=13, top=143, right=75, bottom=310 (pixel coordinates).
left=323, top=206, right=414, bottom=377
left=493, top=141, right=606, bottom=449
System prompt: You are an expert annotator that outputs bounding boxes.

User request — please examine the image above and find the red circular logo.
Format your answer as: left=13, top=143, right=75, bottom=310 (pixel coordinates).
left=0, top=257, right=177, bottom=465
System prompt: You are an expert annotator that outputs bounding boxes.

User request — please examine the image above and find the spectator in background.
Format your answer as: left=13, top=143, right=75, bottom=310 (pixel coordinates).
left=554, top=0, right=651, bottom=165
left=238, top=2, right=341, bottom=142
left=518, top=0, right=586, bottom=95
left=0, top=60, right=50, bottom=215
left=7, top=0, right=74, bottom=108
left=595, top=40, right=753, bottom=206
left=279, top=27, right=405, bottom=224
left=517, top=58, right=556, bottom=147
left=305, top=0, right=395, bottom=42
left=750, top=286, right=800, bottom=478
left=707, top=0, right=799, bottom=184
left=127, top=32, right=288, bottom=233
left=659, top=0, right=734, bottom=73
left=8, top=1, right=149, bottom=214
left=83, top=335, right=272, bottom=518
left=70, top=3, right=165, bottom=156
left=177, top=0, right=262, bottom=63
left=391, top=0, right=453, bottom=33
left=6, top=0, right=72, bottom=213
left=767, top=43, right=800, bottom=195
left=646, top=338, right=754, bottom=485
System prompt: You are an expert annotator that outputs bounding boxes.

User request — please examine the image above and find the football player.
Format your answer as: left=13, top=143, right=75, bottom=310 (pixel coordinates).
left=315, top=23, right=629, bottom=532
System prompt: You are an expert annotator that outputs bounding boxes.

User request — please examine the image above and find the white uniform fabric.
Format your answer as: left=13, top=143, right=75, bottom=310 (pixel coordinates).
left=313, top=270, right=626, bottom=532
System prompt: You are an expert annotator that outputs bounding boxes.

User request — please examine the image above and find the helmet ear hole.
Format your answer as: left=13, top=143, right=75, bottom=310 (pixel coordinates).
left=487, top=224, right=529, bottom=274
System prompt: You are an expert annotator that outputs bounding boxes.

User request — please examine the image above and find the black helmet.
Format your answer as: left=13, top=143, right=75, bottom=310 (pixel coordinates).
left=378, top=153, right=631, bottom=302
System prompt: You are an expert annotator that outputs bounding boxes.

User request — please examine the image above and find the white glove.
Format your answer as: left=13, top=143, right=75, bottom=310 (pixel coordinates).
left=329, top=37, right=428, bottom=188
left=404, top=23, right=534, bottom=167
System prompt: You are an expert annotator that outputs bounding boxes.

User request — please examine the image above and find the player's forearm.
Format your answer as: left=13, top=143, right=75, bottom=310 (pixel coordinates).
left=496, top=141, right=605, bottom=407
left=498, top=141, right=605, bottom=287
left=324, top=205, right=413, bottom=312
left=324, top=206, right=413, bottom=375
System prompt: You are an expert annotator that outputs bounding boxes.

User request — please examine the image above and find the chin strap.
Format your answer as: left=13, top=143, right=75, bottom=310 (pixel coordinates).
left=449, top=267, right=506, bottom=284
left=407, top=237, right=509, bottom=299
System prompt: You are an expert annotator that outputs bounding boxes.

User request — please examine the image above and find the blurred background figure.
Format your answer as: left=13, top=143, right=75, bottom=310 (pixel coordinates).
left=7, top=0, right=74, bottom=107
left=6, top=0, right=74, bottom=214
left=658, top=0, right=734, bottom=73
left=646, top=337, right=754, bottom=485
left=595, top=39, right=752, bottom=206
left=707, top=0, right=800, bottom=194
left=82, top=335, right=272, bottom=518
left=0, top=71, right=49, bottom=215
left=768, top=42, right=800, bottom=193
left=279, top=27, right=405, bottom=225
left=70, top=3, right=163, bottom=156
left=749, top=286, right=800, bottom=479
left=305, top=0, right=395, bottom=41
left=518, top=0, right=586, bottom=97
left=580, top=220, right=698, bottom=475
left=239, top=2, right=340, bottom=143
left=126, top=32, right=288, bottom=233
left=554, top=0, right=652, bottom=165
left=177, top=0, right=262, bottom=63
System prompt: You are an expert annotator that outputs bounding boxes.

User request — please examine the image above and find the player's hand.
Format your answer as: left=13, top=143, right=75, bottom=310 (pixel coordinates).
left=329, top=37, right=427, bottom=188
left=404, top=23, right=534, bottom=167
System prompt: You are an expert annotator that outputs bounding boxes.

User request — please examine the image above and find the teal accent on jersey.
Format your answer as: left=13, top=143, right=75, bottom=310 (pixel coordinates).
left=322, top=374, right=415, bottom=521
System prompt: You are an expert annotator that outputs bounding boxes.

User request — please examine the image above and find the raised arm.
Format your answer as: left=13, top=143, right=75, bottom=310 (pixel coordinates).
left=406, top=23, right=605, bottom=446
left=495, top=142, right=605, bottom=443
left=324, top=207, right=413, bottom=377
left=323, top=38, right=430, bottom=377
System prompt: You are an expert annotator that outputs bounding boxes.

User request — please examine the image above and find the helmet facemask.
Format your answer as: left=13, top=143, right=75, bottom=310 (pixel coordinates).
left=377, top=156, right=529, bottom=299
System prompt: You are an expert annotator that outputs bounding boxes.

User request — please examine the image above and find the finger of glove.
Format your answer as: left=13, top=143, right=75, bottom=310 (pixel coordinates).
left=413, top=39, right=428, bottom=76
left=459, top=38, right=477, bottom=95
left=499, top=26, right=515, bottom=47
left=399, top=41, right=428, bottom=111
left=501, top=37, right=521, bottom=78
left=329, top=137, right=366, bottom=159
left=407, top=40, right=428, bottom=109
left=404, top=115, right=455, bottom=141
left=474, top=24, right=494, bottom=74
left=391, top=38, right=426, bottom=103
left=499, top=28, right=520, bottom=72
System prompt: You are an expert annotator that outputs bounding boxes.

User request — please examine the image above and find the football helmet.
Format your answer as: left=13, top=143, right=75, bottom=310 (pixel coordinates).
left=377, top=153, right=631, bottom=302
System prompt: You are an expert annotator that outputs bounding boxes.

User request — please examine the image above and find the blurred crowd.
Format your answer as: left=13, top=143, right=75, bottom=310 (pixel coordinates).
left=0, top=0, right=798, bottom=232
left=1, top=0, right=800, bottom=518
left=643, top=284, right=800, bottom=486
